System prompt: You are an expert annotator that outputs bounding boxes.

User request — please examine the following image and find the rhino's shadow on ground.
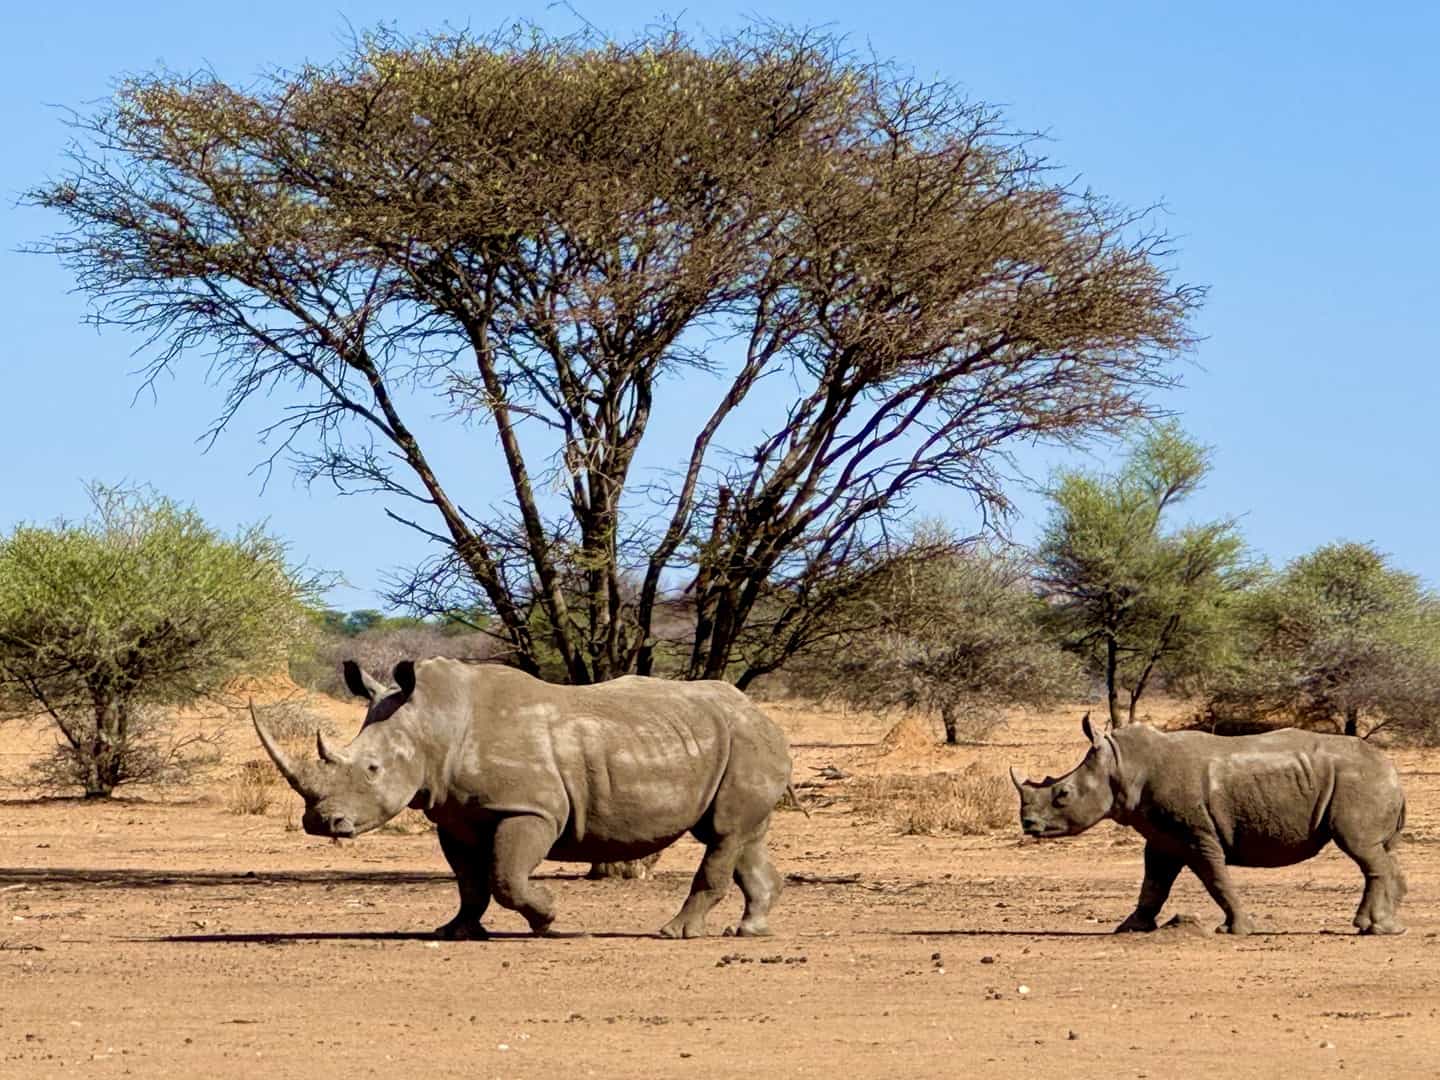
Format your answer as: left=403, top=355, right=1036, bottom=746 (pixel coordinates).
left=891, top=927, right=1355, bottom=938
left=141, top=930, right=652, bottom=945
left=0, top=867, right=593, bottom=889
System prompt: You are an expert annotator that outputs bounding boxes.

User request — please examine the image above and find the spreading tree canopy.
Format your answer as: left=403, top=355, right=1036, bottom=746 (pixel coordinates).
left=32, top=22, right=1201, bottom=686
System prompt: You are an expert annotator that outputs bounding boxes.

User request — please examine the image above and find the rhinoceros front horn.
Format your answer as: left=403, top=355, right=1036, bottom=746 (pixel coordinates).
left=251, top=701, right=314, bottom=797
left=1008, top=766, right=1026, bottom=792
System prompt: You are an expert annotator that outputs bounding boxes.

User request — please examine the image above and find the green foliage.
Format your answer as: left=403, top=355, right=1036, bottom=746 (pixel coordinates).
left=1036, top=424, right=1253, bottom=725
left=307, top=607, right=438, bottom=638
left=1215, top=543, right=1440, bottom=739
left=787, top=527, right=1083, bottom=743
left=0, top=485, right=321, bottom=795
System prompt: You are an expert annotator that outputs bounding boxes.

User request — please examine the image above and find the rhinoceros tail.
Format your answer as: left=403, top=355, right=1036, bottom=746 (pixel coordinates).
left=785, top=783, right=812, bottom=819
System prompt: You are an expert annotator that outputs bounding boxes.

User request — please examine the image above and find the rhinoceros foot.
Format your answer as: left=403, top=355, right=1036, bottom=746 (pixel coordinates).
left=1214, top=915, right=1255, bottom=936
left=1114, top=913, right=1158, bottom=934
left=1358, top=920, right=1406, bottom=936
left=722, top=923, right=773, bottom=938
left=434, top=916, right=490, bottom=941
left=658, top=916, right=709, bottom=939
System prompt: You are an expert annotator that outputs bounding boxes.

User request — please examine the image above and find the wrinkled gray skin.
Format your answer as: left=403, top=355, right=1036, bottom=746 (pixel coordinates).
left=1011, top=715, right=1407, bottom=935
left=254, top=657, right=793, bottom=940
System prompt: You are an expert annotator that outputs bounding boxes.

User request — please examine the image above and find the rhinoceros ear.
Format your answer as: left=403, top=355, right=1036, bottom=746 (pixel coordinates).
left=343, top=660, right=387, bottom=702
left=393, top=660, right=416, bottom=699
left=1081, top=711, right=1104, bottom=750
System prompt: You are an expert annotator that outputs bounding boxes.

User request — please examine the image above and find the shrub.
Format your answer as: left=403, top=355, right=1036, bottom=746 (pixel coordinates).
left=0, top=484, right=320, bottom=796
left=849, top=764, right=1015, bottom=836
left=225, top=760, right=277, bottom=816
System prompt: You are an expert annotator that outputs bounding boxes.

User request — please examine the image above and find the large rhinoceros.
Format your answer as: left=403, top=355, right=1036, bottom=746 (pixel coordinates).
left=1010, top=714, right=1407, bottom=935
left=253, top=657, right=794, bottom=940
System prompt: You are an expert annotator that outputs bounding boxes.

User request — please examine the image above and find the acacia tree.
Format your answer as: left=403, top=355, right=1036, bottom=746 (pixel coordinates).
left=788, top=530, right=1083, bottom=743
left=1036, top=424, right=1251, bottom=726
left=0, top=486, right=318, bottom=796
left=1217, top=543, right=1440, bottom=738
left=32, top=23, right=1199, bottom=687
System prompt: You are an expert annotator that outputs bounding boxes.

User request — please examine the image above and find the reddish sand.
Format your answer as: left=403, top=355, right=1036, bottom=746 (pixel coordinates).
left=2, top=695, right=1436, bottom=1079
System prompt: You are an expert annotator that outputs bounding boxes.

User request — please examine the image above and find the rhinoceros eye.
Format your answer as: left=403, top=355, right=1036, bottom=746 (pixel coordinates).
left=366, top=762, right=381, bottom=777
left=1051, top=788, right=1069, bottom=808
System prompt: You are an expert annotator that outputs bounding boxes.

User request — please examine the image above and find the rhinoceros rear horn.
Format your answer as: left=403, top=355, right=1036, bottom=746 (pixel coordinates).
left=316, top=728, right=350, bottom=766
left=251, top=701, right=314, bottom=797
left=1008, top=766, right=1027, bottom=792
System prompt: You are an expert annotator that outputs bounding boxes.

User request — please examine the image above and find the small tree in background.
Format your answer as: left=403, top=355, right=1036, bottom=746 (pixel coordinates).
left=0, top=485, right=320, bottom=796
left=1216, top=543, right=1440, bottom=738
left=787, top=529, right=1082, bottom=743
left=1036, top=424, right=1252, bottom=727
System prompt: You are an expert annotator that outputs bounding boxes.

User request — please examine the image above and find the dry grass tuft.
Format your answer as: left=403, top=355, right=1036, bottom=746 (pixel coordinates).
left=376, top=808, right=436, bottom=835
left=225, top=759, right=277, bottom=816
left=849, top=762, right=1016, bottom=836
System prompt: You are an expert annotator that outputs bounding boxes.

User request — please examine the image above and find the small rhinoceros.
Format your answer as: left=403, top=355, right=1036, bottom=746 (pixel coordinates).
left=1010, top=714, right=1407, bottom=936
left=253, top=657, right=794, bottom=940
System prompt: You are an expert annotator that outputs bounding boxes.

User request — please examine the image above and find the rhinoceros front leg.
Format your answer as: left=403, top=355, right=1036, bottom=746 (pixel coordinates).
left=1188, top=840, right=1254, bottom=935
left=1115, top=842, right=1183, bottom=933
left=435, top=825, right=493, bottom=941
left=490, top=815, right=561, bottom=936
left=660, top=834, right=743, bottom=940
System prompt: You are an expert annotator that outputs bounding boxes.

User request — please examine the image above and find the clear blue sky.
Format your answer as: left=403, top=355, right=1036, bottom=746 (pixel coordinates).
left=4, top=2, right=1437, bottom=608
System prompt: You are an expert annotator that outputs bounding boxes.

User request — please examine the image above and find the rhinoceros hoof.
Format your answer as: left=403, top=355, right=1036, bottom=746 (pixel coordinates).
left=1359, top=921, right=1407, bottom=936
left=658, top=921, right=707, bottom=939
left=1215, top=918, right=1254, bottom=936
left=1114, top=915, right=1158, bottom=934
left=723, top=924, right=773, bottom=938
left=434, top=919, right=489, bottom=941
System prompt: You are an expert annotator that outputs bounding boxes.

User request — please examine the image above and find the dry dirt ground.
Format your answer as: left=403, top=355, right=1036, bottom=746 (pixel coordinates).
left=3, top=693, right=1439, bottom=1079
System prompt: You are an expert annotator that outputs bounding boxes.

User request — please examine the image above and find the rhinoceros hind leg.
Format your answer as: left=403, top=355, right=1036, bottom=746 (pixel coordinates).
left=1336, top=838, right=1406, bottom=936
left=730, top=832, right=782, bottom=937
left=490, top=815, right=560, bottom=936
left=659, top=834, right=744, bottom=939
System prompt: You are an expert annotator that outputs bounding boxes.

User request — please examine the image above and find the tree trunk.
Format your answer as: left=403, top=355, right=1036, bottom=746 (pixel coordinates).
left=1343, top=706, right=1360, bottom=737
left=941, top=703, right=960, bottom=745
left=83, top=695, right=126, bottom=798
left=1106, top=635, right=1125, bottom=727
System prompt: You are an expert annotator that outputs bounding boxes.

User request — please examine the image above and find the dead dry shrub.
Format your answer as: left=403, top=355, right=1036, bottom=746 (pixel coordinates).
left=294, top=626, right=502, bottom=697
left=850, top=763, right=1015, bottom=836
left=248, top=698, right=324, bottom=742
left=225, top=759, right=277, bottom=815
